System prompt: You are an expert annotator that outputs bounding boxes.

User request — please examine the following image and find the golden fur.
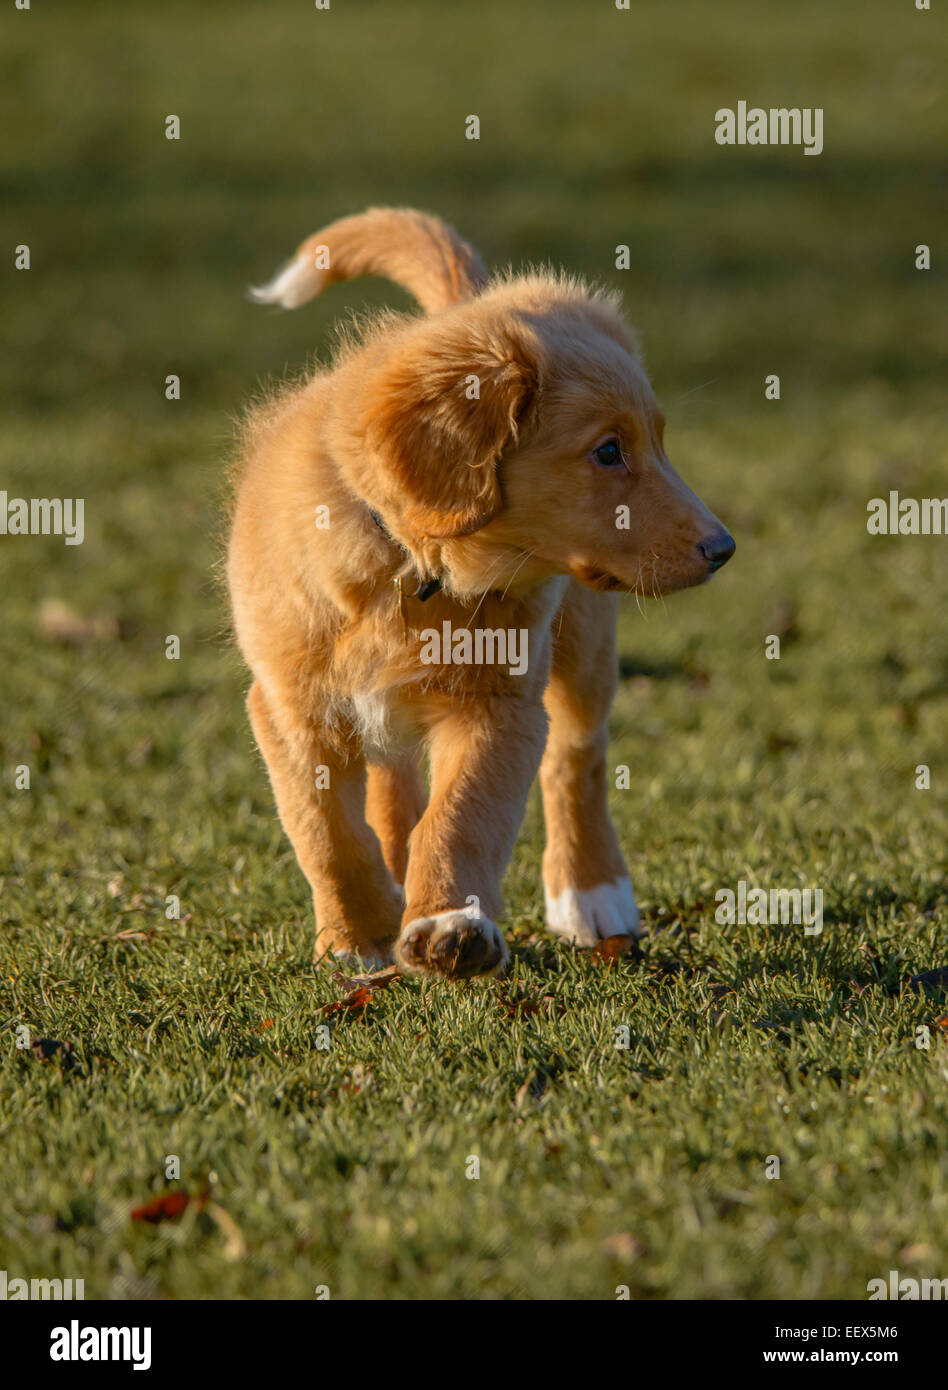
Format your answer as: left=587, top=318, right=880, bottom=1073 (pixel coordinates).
left=228, top=207, right=733, bottom=977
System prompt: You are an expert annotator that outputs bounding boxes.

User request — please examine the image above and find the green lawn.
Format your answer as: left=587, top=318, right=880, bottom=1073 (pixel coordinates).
left=1, top=0, right=946, bottom=1299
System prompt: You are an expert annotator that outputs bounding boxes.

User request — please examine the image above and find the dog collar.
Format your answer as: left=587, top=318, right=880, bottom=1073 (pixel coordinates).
left=368, top=508, right=442, bottom=601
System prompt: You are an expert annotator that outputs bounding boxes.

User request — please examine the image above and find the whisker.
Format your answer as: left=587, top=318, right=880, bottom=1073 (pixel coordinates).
left=667, top=377, right=720, bottom=406
left=499, top=548, right=537, bottom=601
left=465, top=548, right=525, bottom=627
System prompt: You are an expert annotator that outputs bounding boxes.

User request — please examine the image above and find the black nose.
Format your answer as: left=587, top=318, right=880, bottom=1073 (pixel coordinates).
left=697, top=533, right=736, bottom=572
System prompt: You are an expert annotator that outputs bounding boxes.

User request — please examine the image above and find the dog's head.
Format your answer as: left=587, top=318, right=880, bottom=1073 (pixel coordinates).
left=335, top=276, right=734, bottom=598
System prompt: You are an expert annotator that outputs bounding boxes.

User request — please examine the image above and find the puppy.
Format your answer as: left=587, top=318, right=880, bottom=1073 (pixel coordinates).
left=228, top=208, right=733, bottom=979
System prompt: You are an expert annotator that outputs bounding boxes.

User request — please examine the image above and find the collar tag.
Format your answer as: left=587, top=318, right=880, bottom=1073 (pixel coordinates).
left=414, top=576, right=442, bottom=602
left=374, top=509, right=443, bottom=609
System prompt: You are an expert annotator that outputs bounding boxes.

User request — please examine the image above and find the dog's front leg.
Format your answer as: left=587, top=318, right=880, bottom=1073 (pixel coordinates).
left=246, top=681, right=402, bottom=966
left=395, top=698, right=547, bottom=979
left=539, top=584, right=640, bottom=945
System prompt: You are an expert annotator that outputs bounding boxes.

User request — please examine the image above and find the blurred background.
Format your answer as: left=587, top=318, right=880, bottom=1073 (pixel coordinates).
left=1, top=0, right=946, bottom=1299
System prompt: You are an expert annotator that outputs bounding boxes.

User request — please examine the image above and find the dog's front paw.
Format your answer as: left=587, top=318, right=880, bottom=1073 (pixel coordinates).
left=395, top=910, right=509, bottom=979
left=544, top=875, right=641, bottom=947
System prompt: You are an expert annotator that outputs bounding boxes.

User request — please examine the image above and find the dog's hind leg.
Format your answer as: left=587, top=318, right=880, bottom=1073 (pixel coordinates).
left=365, top=756, right=427, bottom=891
left=246, top=680, right=402, bottom=967
left=539, top=582, right=640, bottom=946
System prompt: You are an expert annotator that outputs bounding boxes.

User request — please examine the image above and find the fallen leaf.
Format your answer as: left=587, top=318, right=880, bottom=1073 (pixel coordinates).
left=204, top=1201, right=247, bottom=1261
left=38, top=599, right=119, bottom=645
left=340, top=1062, right=373, bottom=1095
left=331, top=964, right=399, bottom=993
left=130, top=1190, right=196, bottom=1223
left=591, top=935, right=638, bottom=963
left=497, top=993, right=542, bottom=1019
left=898, top=1242, right=933, bottom=1264
left=253, top=1018, right=275, bottom=1032
left=321, top=986, right=374, bottom=1015
left=602, top=1233, right=645, bottom=1261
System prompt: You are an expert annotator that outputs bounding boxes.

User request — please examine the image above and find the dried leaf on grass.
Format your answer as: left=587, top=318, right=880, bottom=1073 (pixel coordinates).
left=330, top=964, right=400, bottom=992
left=602, top=1233, right=646, bottom=1261
left=130, top=1190, right=195, bottom=1223
left=130, top=1187, right=246, bottom=1261
left=322, top=964, right=401, bottom=1016
left=591, top=935, right=639, bottom=963
left=339, top=1062, right=373, bottom=1096
left=204, top=1201, right=247, bottom=1261
left=495, top=988, right=555, bottom=1020
left=321, top=986, right=375, bottom=1015
left=37, top=599, right=121, bottom=645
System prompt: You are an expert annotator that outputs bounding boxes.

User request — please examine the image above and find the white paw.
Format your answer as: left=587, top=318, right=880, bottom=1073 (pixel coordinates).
left=544, top=876, right=640, bottom=947
left=395, top=909, right=509, bottom=979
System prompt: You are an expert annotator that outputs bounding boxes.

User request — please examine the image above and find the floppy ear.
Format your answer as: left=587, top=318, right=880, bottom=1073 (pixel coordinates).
left=360, top=322, right=539, bottom=539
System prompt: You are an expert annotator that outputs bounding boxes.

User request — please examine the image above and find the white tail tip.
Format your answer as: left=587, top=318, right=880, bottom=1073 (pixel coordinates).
left=247, top=254, right=323, bottom=309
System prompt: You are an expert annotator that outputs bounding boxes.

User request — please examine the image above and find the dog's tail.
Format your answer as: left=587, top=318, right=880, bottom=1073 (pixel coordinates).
left=248, top=207, right=488, bottom=316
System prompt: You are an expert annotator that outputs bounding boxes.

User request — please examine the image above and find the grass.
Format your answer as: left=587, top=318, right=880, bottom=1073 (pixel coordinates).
left=1, top=0, right=946, bottom=1299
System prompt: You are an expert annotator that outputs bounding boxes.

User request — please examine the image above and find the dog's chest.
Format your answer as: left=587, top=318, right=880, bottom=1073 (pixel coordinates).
left=349, top=688, right=399, bottom=755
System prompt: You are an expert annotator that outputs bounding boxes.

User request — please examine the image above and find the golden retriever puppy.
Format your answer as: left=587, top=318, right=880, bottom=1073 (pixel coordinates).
left=228, top=208, right=734, bottom=978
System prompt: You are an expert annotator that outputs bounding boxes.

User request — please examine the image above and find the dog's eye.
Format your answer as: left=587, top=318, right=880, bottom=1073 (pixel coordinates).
left=592, top=438, right=624, bottom=468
